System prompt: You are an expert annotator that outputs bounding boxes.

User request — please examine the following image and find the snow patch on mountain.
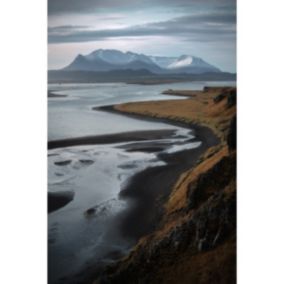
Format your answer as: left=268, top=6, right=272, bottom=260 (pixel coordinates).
left=167, top=56, right=193, bottom=69
left=63, top=49, right=221, bottom=74
left=86, top=49, right=132, bottom=65
left=149, top=56, right=177, bottom=69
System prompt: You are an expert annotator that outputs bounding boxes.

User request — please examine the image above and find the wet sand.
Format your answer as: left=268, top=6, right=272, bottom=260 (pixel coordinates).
left=112, top=114, right=220, bottom=240
left=48, top=129, right=176, bottom=150
left=58, top=107, right=220, bottom=284
left=48, top=103, right=220, bottom=283
left=48, top=91, right=68, bottom=98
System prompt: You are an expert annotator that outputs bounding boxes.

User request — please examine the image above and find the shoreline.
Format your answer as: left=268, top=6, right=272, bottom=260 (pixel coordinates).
left=95, top=87, right=236, bottom=283
left=47, top=111, right=217, bottom=216
left=48, top=103, right=220, bottom=283
left=48, top=90, right=68, bottom=98
left=48, top=129, right=176, bottom=150
left=69, top=105, right=219, bottom=284
left=93, top=105, right=220, bottom=241
left=94, top=105, right=211, bottom=140
left=48, top=86, right=236, bottom=284
left=116, top=125, right=219, bottom=239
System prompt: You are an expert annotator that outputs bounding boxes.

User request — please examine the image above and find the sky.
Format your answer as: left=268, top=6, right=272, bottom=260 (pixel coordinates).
left=48, top=0, right=236, bottom=72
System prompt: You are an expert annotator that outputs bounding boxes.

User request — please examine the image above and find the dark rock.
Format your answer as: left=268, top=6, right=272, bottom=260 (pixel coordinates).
left=48, top=91, right=67, bottom=98
left=94, top=147, right=237, bottom=284
left=227, top=116, right=237, bottom=151
left=227, top=89, right=236, bottom=108
left=54, top=160, right=72, bottom=166
left=79, top=159, right=94, bottom=165
left=187, top=154, right=236, bottom=211
left=213, top=93, right=226, bottom=103
left=48, top=191, right=74, bottom=213
left=85, top=208, right=96, bottom=217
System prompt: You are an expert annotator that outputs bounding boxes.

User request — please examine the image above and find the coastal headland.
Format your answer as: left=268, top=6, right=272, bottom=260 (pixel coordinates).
left=93, top=86, right=237, bottom=284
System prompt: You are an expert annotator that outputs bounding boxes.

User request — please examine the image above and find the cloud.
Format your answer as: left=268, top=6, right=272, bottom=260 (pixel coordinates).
left=48, top=12, right=236, bottom=44
left=48, top=0, right=236, bottom=72
left=48, top=25, right=89, bottom=33
left=48, top=0, right=236, bottom=15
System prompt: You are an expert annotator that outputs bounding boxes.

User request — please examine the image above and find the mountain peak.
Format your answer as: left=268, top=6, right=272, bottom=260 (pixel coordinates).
left=63, top=49, right=221, bottom=74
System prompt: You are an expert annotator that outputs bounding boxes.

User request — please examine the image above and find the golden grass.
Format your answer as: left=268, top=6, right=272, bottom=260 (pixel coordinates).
left=115, top=87, right=236, bottom=141
left=166, top=145, right=228, bottom=214
left=152, top=236, right=236, bottom=284
left=97, top=87, right=237, bottom=283
left=115, top=87, right=236, bottom=219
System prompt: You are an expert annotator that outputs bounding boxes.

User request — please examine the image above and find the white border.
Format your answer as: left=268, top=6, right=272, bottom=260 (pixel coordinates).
left=238, top=0, right=284, bottom=283
left=0, top=0, right=47, bottom=283
left=1, top=0, right=284, bottom=283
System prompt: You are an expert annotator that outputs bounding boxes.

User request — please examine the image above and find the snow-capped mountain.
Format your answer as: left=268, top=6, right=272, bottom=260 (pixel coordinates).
left=149, top=54, right=220, bottom=73
left=85, top=50, right=154, bottom=65
left=63, top=49, right=221, bottom=74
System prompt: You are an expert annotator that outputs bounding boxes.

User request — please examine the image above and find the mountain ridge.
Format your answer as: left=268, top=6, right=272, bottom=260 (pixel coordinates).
left=62, top=49, right=221, bottom=74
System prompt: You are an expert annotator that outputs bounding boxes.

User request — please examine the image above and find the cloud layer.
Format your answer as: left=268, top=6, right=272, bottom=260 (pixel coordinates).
left=48, top=0, right=235, bottom=15
left=48, top=0, right=236, bottom=72
left=49, top=12, right=235, bottom=44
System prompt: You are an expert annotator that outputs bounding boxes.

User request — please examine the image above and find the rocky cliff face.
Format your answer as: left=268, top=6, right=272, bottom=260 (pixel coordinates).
left=97, top=151, right=236, bottom=284
left=94, top=87, right=236, bottom=284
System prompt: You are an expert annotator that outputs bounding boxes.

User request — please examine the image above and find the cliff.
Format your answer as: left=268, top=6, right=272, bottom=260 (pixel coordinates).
left=95, top=87, right=236, bottom=284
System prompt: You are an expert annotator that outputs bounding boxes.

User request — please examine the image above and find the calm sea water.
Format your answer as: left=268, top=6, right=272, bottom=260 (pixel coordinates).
left=48, top=81, right=236, bottom=140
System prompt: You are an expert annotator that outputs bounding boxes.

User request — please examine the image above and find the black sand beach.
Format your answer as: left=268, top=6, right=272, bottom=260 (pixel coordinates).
left=48, top=191, right=74, bottom=213
left=48, top=104, right=220, bottom=235
left=116, top=123, right=219, bottom=240
left=48, top=129, right=176, bottom=150
left=48, top=104, right=220, bottom=283
left=89, top=105, right=220, bottom=243
left=48, top=91, right=67, bottom=98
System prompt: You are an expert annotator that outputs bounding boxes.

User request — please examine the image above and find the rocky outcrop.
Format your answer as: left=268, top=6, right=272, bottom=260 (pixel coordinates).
left=227, top=89, right=237, bottom=108
left=213, top=93, right=226, bottom=103
left=96, top=151, right=236, bottom=284
left=227, top=116, right=237, bottom=151
left=187, top=154, right=236, bottom=211
left=213, top=89, right=236, bottom=108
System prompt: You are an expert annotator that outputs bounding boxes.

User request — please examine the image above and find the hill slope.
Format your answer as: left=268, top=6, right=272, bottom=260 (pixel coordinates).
left=94, top=87, right=237, bottom=284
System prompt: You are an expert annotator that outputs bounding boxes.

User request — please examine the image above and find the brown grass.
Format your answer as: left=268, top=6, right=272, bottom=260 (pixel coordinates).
left=97, top=87, right=237, bottom=284
left=115, top=86, right=236, bottom=219
left=115, top=87, right=236, bottom=141
left=166, top=145, right=228, bottom=214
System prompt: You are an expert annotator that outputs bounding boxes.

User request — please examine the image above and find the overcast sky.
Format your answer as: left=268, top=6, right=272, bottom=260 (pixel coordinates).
left=48, top=0, right=236, bottom=72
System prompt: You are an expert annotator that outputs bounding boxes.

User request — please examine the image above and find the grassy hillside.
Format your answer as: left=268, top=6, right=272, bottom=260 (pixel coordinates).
left=95, top=87, right=236, bottom=284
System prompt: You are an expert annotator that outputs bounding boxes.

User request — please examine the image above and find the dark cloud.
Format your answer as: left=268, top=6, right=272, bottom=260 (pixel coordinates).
left=48, top=12, right=235, bottom=44
left=48, top=0, right=236, bottom=71
left=48, top=0, right=236, bottom=15
left=48, top=25, right=89, bottom=32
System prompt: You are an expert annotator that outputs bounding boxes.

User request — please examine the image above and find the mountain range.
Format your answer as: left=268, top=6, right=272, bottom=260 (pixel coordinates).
left=63, top=49, right=221, bottom=74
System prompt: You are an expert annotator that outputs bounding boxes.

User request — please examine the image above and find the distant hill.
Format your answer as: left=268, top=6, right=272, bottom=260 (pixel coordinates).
left=49, top=49, right=236, bottom=84
left=48, top=69, right=236, bottom=85
left=62, top=49, right=221, bottom=74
